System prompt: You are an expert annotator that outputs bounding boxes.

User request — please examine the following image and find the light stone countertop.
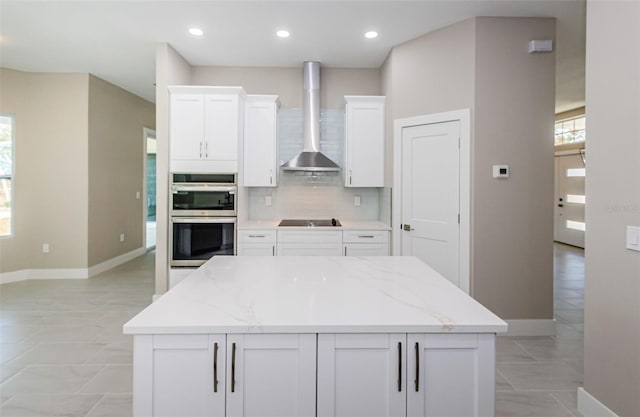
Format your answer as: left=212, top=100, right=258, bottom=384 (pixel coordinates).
left=237, top=220, right=391, bottom=231
left=124, top=256, right=507, bottom=335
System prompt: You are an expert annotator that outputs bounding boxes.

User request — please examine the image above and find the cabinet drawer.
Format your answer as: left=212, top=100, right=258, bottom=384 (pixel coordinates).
left=277, top=230, right=342, bottom=243
left=343, top=230, right=389, bottom=243
left=239, top=230, right=276, bottom=243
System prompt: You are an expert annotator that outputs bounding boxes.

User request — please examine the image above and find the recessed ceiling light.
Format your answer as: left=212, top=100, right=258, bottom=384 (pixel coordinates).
left=189, top=27, right=204, bottom=37
left=364, top=31, right=378, bottom=39
left=276, top=30, right=290, bottom=38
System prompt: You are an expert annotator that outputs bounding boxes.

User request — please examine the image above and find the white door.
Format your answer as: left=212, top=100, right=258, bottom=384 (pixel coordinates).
left=401, top=121, right=460, bottom=287
left=554, top=154, right=586, bottom=248
left=226, top=334, right=316, bottom=417
left=317, top=333, right=407, bottom=417
left=407, top=334, right=495, bottom=417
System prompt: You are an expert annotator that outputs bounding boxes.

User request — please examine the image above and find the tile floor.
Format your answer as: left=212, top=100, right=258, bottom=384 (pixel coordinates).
left=0, top=244, right=585, bottom=417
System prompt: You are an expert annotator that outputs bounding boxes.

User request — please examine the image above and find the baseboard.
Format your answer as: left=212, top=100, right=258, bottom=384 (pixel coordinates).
left=0, top=247, right=146, bottom=284
left=578, top=387, right=619, bottom=417
left=87, top=247, right=146, bottom=277
left=502, top=319, right=556, bottom=337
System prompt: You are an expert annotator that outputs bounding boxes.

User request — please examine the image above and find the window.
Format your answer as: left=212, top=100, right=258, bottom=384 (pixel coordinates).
left=566, top=168, right=586, bottom=177
left=0, top=115, right=14, bottom=237
left=555, top=116, right=586, bottom=146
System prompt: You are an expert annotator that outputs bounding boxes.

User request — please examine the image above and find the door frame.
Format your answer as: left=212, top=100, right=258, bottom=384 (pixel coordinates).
left=143, top=127, right=156, bottom=250
left=392, top=109, right=471, bottom=294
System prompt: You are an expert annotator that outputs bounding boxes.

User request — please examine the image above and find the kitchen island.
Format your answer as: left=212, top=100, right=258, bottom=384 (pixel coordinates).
left=124, top=256, right=507, bottom=417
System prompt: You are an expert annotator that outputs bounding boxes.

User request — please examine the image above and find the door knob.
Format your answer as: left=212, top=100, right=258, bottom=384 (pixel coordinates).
left=403, top=224, right=414, bottom=231
left=558, top=204, right=564, bottom=207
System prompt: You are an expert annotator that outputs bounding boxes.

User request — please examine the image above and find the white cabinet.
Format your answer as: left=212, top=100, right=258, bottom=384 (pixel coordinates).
left=317, top=334, right=406, bottom=417
left=343, top=230, right=389, bottom=256
left=226, top=334, right=316, bottom=417
left=344, top=96, right=385, bottom=187
left=243, top=95, right=279, bottom=187
left=169, top=86, right=245, bottom=173
left=134, top=334, right=316, bottom=417
left=277, top=230, right=342, bottom=256
left=237, top=230, right=276, bottom=256
left=317, top=333, right=495, bottom=417
left=136, top=334, right=226, bottom=417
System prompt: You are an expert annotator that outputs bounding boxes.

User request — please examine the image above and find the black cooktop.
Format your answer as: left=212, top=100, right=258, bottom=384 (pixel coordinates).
left=278, top=219, right=341, bottom=227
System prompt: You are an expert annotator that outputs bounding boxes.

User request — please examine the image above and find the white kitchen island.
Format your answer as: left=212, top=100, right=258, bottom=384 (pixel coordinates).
left=124, top=256, right=507, bottom=417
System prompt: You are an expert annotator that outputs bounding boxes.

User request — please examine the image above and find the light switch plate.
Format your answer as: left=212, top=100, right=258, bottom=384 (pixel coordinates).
left=626, top=226, right=640, bottom=252
left=493, top=165, right=509, bottom=179
left=265, top=196, right=272, bottom=206
left=354, top=196, right=361, bottom=206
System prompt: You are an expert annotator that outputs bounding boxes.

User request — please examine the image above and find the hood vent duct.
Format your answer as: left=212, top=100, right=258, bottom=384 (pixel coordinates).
left=281, top=62, right=341, bottom=172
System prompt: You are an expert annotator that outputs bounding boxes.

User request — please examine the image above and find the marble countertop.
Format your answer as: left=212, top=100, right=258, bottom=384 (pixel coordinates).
left=238, top=220, right=391, bottom=231
left=124, top=256, right=507, bottom=335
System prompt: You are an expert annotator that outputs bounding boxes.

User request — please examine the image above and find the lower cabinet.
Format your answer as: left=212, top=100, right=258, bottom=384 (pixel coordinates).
left=316, top=333, right=495, bottom=417
left=237, top=230, right=276, bottom=256
left=134, top=334, right=316, bottom=417
left=277, top=230, right=343, bottom=256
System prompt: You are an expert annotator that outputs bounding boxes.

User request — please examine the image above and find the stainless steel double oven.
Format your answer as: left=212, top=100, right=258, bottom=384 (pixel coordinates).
left=170, top=173, right=236, bottom=267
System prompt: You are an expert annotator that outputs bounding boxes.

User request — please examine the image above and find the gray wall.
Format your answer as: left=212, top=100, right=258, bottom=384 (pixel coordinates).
left=88, top=75, right=155, bottom=266
left=583, top=1, right=640, bottom=415
left=472, top=17, right=556, bottom=319
left=381, top=17, right=556, bottom=321
left=155, top=43, right=193, bottom=295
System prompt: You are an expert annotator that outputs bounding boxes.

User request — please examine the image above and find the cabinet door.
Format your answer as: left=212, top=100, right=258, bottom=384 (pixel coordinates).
left=345, top=96, right=385, bottom=187
left=317, top=333, right=406, bottom=417
left=237, top=244, right=276, bottom=256
left=170, top=94, right=205, bottom=161
left=226, top=334, right=316, bottom=417
left=205, top=94, right=239, bottom=162
left=407, top=334, right=495, bottom=417
left=244, top=96, right=278, bottom=187
left=343, top=243, right=389, bottom=256
left=146, top=334, right=226, bottom=417
left=278, top=243, right=342, bottom=256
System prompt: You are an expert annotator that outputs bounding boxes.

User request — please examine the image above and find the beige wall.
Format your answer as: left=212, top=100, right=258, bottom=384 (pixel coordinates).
left=87, top=75, right=155, bottom=266
left=382, top=17, right=556, bottom=321
left=584, top=1, right=640, bottom=415
left=191, top=66, right=381, bottom=109
left=155, top=43, right=192, bottom=295
left=472, top=17, right=556, bottom=319
left=0, top=68, right=89, bottom=272
left=381, top=18, right=476, bottom=188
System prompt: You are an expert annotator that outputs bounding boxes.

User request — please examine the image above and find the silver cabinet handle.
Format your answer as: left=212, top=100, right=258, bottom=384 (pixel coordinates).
left=199, top=142, right=203, bottom=158
left=357, top=235, right=375, bottom=238
left=231, top=342, right=236, bottom=393
left=213, top=342, right=219, bottom=393
left=414, top=342, right=419, bottom=392
left=205, top=142, right=208, bottom=158
left=398, top=342, right=402, bottom=392
left=272, top=245, right=275, bottom=256
left=344, top=246, right=347, bottom=256
left=349, top=169, right=352, bottom=185
left=248, top=234, right=265, bottom=238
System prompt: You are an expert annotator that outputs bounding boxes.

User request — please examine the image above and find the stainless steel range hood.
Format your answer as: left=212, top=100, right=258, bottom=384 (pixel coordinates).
left=281, top=62, right=340, bottom=172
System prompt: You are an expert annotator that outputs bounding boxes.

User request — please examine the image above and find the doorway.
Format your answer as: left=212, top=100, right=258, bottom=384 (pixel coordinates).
left=393, top=109, right=470, bottom=293
left=554, top=152, right=586, bottom=248
left=144, top=128, right=157, bottom=249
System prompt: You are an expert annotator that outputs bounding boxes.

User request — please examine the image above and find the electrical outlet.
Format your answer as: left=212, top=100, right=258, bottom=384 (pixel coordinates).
left=354, top=196, right=361, bottom=207
left=120, top=233, right=125, bottom=242
left=265, top=196, right=272, bottom=206
left=42, top=243, right=50, bottom=253
left=136, top=191, right=141, bottom=199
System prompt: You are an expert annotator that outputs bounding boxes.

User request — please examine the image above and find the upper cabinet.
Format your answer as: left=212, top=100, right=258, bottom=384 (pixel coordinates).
left=169, top=86, right=245, bottom=174
left=243, top=95, right=279, bottom=187
left=344, top=96, right=385, bottom=187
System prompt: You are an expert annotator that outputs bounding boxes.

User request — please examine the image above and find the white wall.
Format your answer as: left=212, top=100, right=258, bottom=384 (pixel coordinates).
left=583, top=1, right=640, bottom=415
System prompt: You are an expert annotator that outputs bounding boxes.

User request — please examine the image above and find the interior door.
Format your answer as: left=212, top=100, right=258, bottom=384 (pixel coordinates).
left=554, top=153, right=586, bottom=248
left=401, top=121, right=460, bottom=287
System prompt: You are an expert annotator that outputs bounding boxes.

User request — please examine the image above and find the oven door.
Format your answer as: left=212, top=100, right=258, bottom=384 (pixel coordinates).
left=171, top=184, right=236, bottom=217
left=171, top=217, right=236, bottom=267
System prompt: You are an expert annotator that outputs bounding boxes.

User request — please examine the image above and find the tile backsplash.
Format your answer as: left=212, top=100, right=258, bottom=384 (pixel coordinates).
left=248, top=108, right=387, bottom=222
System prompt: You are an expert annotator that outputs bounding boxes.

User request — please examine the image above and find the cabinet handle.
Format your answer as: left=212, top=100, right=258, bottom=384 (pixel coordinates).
left=398, top=342, right=402, bottom=392
left=272, top=245, right=275, bottom=256
left=248, top=234, right=265, bottom=238
left=414, top=342, right=419, bottom=392
left=344, top=246, right=347, bottom=256
left=205, top=142, right=208, bottom=158
left=357, top=235, right=375, bottom=238
left=199, top=142, right=203, bottom=158
left=213, top=342, right=219, bottom=393
left=231, top=342, right=236, bottom=393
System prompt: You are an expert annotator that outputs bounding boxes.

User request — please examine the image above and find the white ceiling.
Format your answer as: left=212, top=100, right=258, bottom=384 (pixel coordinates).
left=0, top=0, right=586, bottom=112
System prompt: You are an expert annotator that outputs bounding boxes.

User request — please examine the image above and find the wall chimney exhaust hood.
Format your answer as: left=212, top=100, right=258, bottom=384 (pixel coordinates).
left=281, top=62, right=340, bottom=172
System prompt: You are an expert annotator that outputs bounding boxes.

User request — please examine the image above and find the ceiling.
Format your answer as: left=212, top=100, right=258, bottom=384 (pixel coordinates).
left=0, top=1, right=586, bottom=112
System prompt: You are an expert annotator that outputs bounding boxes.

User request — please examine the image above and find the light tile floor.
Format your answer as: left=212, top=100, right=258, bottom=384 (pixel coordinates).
left=496, top=243, right=585, bottom=417
left=0, top=244, right=585, bottom=416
